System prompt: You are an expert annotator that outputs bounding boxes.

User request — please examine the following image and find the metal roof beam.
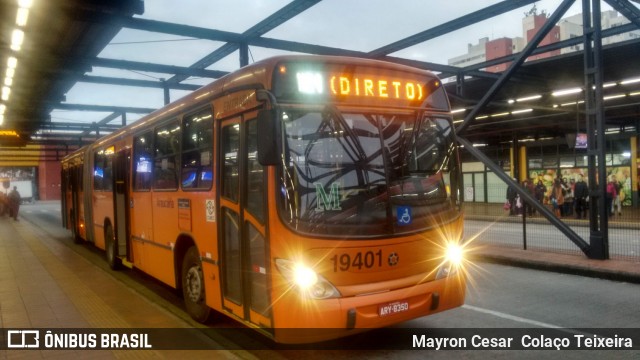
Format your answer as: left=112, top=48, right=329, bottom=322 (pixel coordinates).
left=368, top=0, right=539, bottom=58
left=89, top=57, right=229, bottom=78
left=78, top=75, right=201, bottom=91
left=604, top=0, right=640, bottom=29
left=165, top=0, right=322, bottom=84
left=51, top=103, right=155, bottom=114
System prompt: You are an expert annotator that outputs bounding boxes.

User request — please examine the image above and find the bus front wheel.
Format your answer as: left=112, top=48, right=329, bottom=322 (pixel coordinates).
left=182, top=246, right=212, bottom=323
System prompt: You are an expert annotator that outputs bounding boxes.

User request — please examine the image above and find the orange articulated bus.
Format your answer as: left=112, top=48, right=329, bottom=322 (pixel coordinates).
left=61, top=55, right=468, bottom=343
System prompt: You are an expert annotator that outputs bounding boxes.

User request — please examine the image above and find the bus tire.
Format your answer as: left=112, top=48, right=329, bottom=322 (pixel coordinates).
left=182, top=246, right=212, bottom=323
left=105, top=224, right=121, bottom=270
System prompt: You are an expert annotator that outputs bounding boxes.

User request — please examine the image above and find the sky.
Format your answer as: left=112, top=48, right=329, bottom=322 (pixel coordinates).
left=47, top=0, right=625, bottom=130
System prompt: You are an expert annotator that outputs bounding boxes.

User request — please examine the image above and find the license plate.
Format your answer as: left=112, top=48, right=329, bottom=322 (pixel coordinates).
left=378, top=301, right=409, bottom=317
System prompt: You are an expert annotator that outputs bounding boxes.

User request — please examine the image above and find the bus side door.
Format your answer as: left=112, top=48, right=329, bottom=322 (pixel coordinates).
left=219, top=113, right=271, bottom=328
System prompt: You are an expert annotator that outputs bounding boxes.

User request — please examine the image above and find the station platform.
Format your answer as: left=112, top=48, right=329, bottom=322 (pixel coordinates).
left=1, top=202, right=638, bottom=358
left=0, top=208, right=250, bottom=359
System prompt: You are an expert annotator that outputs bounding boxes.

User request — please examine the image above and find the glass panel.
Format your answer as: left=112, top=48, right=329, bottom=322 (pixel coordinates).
left=93, top=151, right=103, bottom=190
left=277, top=108, right=461, bottom=237
left=154, top=120, right=180, bottom=190
left=246, top=119, right=264, bottom=222
left=223, top=209, right=242, bottom=304
left=474, top=173, right=485, bottom=202
left=181, top=109, right=213, bottom=190
left=463, top=173, right=473, bottom=202
left=247, top=222, right=269, bottom=316
left=222, top=123, right=240, bottom=202
left=133, top=132, right=153, bottom=191
left=486, top=172, right=507, bottom=203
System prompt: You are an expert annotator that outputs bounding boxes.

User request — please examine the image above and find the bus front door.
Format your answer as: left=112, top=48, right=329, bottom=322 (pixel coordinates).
left=113, top=149, right=131, bottom=263
left=219, top=114, right=271, bottom=328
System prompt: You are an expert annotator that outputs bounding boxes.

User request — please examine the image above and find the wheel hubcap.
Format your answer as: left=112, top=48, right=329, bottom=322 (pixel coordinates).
left=186, top=266, right=203, bottom=303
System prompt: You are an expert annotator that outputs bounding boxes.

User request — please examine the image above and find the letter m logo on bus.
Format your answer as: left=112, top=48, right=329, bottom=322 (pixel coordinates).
left=314, top=183, right=342, bottom=212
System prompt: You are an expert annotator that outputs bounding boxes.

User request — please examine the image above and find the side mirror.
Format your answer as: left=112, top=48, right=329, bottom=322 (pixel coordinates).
left=257, top=109, right=279, bottom=166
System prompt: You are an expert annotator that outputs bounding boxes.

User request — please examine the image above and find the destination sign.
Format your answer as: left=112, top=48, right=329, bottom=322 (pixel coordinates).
left=273, top=61, right=448, bottom=110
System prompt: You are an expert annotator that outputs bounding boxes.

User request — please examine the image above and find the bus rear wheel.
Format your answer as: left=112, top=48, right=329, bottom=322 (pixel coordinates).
left=105, top=225, right=121, bottom=270
left=182, top=246, right=212, bottom=323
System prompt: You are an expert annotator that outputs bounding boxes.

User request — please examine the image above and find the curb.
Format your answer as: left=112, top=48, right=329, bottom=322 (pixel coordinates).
left=472, top=253, right=640, bottom=285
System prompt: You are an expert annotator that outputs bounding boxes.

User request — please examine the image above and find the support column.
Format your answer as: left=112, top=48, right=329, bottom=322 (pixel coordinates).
left=583, top=0, right=608, bottom=259
left=631, top=136, right=638, bottom=208
left=519, top=145, right=527, bottom=183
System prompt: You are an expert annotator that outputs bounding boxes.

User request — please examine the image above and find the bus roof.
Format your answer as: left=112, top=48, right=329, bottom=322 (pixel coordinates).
left=62, top=55, right=440, bottom=161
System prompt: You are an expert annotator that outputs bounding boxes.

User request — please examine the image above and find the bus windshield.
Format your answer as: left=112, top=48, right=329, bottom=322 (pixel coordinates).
left=278, top=106, right=461, bottom=238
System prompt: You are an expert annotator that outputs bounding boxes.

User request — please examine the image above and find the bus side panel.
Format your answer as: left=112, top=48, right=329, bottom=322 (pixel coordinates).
left=92, top=191, right=114, bottom=250
left=130, top=191, right=152, bottom=271
left=149, top=193, right=180, bottom=287
left=190, top=192, right=222, bottom=312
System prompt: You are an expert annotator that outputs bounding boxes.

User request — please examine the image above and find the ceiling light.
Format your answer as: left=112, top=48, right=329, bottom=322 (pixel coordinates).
left=0, top=114, right=4, bottom=126
left=2, top=87, right=10, bottom=101
left=16, top=8, right=29, bottom=26
left=18, top=0, right=34, bottom=9
left=450, top=108, right=466, bottom=114
left=11, top=29, right=24, bottom=51
left=516, top=94, right=542, bottom=102
left=8, top=56, right=18, bottom=69
left=511, top=108, right=533, bottom=114
left=6, top=68, right=15, bottom=78
left=552, top=87, right=582, bottom=97
left=603, top=94, right=626, bottom=101
left=620, top=77, right=640, bottom=85
left=0, top=104, right=5, bottom=114
left=5, top=78, right=13, bottom=86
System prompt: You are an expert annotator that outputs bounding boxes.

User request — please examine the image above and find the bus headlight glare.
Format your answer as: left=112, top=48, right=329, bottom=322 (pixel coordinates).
left=275, top=258, right=341, bottom=300
left=293, top=264, right=318, bottom=289
left=445, top=243, right=464, bottom=266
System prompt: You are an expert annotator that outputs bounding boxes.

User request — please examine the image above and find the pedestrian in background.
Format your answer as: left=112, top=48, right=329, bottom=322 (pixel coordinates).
left=550, top=179, right=565, bottom=217
left=573, top=175, right=588, bottom=219
left=606, top=177, right=617, bottom=218
left=562, top=178, right=574, bottom=217
left=534, top=180, right=546, bottom=209
left=611, top=175, right=622, bottom=216
left=8, top=186, right=21, bottom=221
left=523, top=179, right=535, bottom=216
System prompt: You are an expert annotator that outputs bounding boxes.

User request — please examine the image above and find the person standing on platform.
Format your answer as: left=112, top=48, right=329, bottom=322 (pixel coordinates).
left=550, top=179, right=565, bottom=217
left=523, top=179, right=535, bottom=216
left=534, top=180, right=546, bottom=209
left=8, top=186, right=21, bottom=221
left=606, top=177, right=617, bottom=218
left=562, top=178, right=574, bottom=217
left=611, top=175, right=622, bottom=216
left=573, top=175, right=588, bottom=219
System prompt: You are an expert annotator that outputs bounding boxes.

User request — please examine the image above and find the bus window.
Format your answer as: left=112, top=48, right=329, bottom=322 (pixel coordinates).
left=181, top=109, right=213, bottom=190
left=154, top=120, right=180, bottom=190
left=245, top=118, right=264, bottom=222
left=94, top=151, right=104, bottom=190
left=221, top=123, right=240, bottom=202
left=133, top=132, right=153, bottom=191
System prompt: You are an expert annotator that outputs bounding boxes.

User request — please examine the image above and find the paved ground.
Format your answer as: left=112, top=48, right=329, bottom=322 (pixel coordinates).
left=1, top=201, right=638, bottom=359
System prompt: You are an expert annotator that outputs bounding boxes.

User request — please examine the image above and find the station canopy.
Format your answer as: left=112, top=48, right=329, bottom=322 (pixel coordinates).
left=1, top=0, right=640, bottom=151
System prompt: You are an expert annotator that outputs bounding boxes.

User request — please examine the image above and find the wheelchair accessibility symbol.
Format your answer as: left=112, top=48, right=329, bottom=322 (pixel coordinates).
left=397, top=206, right=412, bottom=225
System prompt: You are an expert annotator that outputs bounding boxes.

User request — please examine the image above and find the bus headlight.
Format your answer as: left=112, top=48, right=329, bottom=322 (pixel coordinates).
left=275, top=258, right=341, bottom=300
left=445, top=242, right=464, bottom=266
left=436, top=242, right=465, bottom=280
